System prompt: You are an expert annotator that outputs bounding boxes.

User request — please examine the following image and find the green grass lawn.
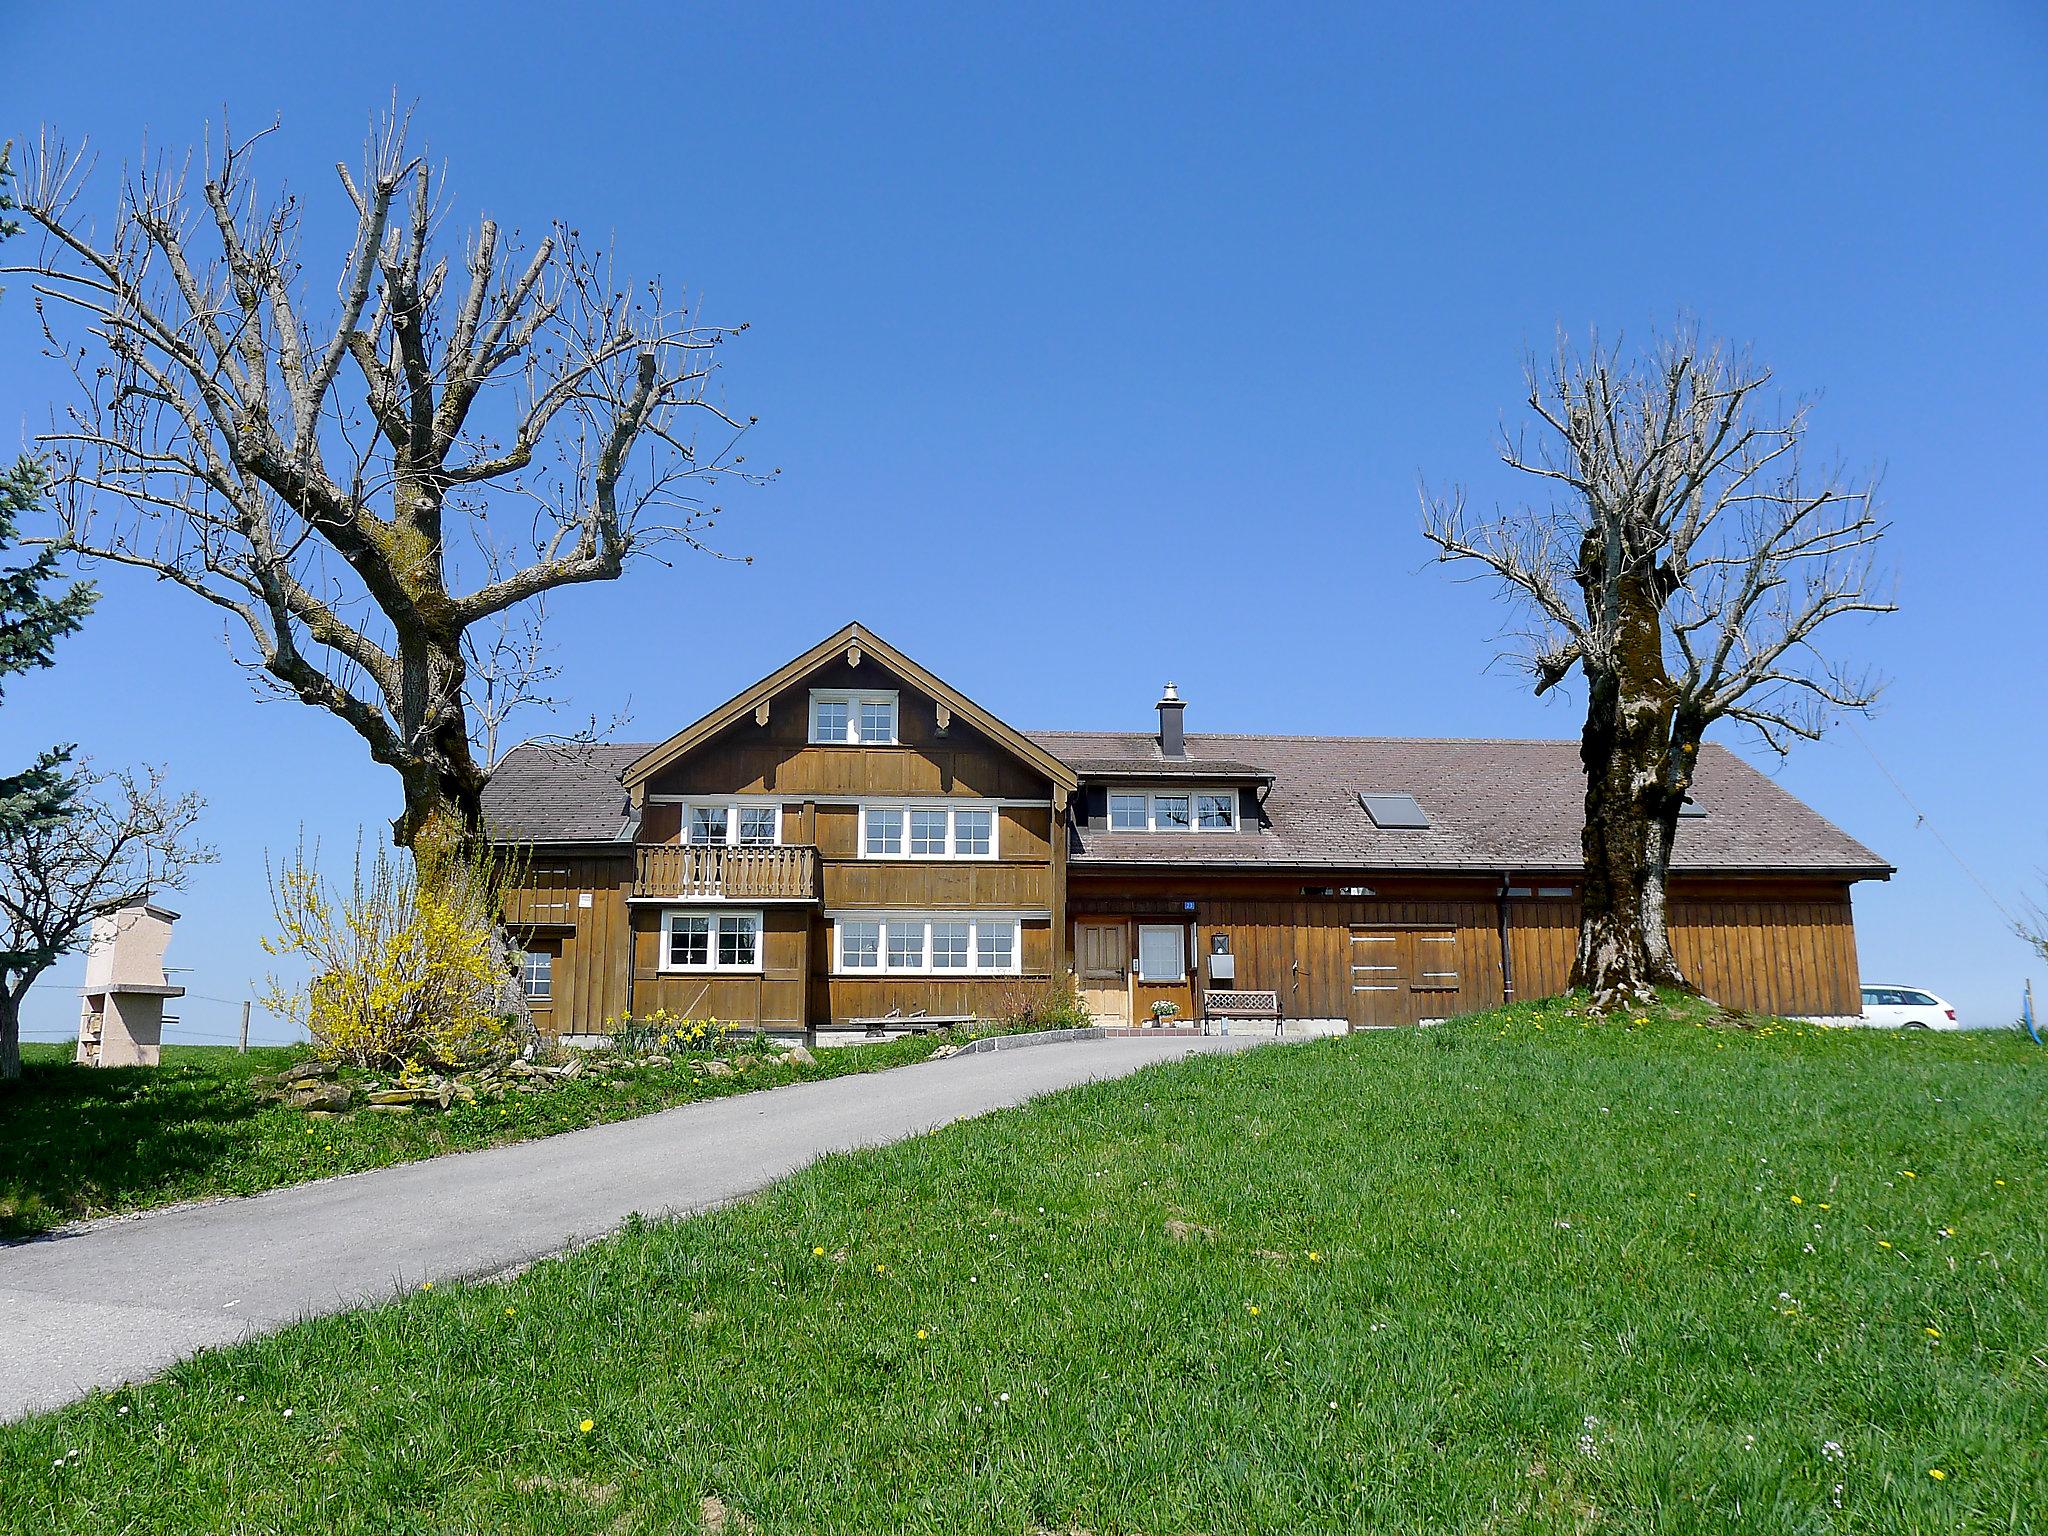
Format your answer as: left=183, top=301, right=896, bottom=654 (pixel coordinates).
left=0, top=1034, right=951, bottom=1240
left=5, top=999, right=2044, bottom=1533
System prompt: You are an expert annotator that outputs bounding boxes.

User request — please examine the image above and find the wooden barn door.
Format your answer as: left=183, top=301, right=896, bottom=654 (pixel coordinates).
left=1347, top=925, right=1461, bottom=1026
left=1076, top=920, right=1131, bottom=1026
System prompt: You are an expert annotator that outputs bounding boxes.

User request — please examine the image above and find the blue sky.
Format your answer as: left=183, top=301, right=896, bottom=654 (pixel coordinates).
left=5, top=2, right=2045, bottom=1040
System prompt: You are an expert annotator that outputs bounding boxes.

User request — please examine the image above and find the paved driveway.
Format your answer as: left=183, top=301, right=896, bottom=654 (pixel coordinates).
left=0, top=1034, right=1255, bottom=1422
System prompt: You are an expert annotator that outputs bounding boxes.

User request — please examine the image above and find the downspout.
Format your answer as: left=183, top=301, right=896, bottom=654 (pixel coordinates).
left=1496, top=872, right=1515, bottom=1007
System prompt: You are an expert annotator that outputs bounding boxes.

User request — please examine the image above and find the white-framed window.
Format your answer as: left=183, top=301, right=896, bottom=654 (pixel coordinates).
left=930, top=921, right=970, bottom=969
left=681, top=802, right=782, bottom=847
left=840, top=920, right=882, bottom=969
left=833, top=914, right=1024, bottom=975
left=1136, top=923, right=1186, bottom=982
left=954, top=808, right=994, bottom=855
left=976, top=922, right=1014, bottom=971
left=864, top=807, right=904, bottom=856
left=661, top=909, right=764, bottom=973
left=1107, top=789, right=1239, bottom=832
left=910, top=808, right=949, bottom=856
left=810, top=689, right=899, bottom=745
left=519, top=950, right=553, bottom=1001
left=856, top=801, right=1000, bottom=860
left=886, top=921, right=925, bottom=969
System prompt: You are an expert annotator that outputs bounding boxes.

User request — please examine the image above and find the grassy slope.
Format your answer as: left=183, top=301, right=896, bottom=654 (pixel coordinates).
left=0, top=1036, right=948, bottom=1240
left=5, top=1000, right=2043, bottom=1534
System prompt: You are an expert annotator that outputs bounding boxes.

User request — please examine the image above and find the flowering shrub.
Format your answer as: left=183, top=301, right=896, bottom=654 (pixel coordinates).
left=262, top=838, right=523, bottom=1070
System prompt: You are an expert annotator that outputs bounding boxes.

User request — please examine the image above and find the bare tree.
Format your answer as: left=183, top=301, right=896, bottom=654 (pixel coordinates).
left=0, top=763, right=212, bottom=1079
left=5, top=111, right=764, bottom=867
left=1423, top=321, right=1893, bottom=1010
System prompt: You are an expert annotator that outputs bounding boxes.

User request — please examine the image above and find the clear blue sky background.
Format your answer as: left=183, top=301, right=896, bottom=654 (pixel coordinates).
left=5, top=2, right=2044, bottom=1041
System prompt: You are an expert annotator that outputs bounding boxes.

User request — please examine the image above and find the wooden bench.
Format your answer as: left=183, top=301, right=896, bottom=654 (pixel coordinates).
left=1201, top=989, right=1283, bottom=1035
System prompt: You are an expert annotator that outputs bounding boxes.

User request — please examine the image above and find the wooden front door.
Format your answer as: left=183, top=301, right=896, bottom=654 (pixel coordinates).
left=1076, top=920, right=1131, bottom=1025
left=1347, top=925, right=1461, bottom=1027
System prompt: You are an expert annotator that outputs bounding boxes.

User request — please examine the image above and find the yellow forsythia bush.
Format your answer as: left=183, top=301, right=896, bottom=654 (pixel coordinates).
left=262, top=838, right=522, bottom=1070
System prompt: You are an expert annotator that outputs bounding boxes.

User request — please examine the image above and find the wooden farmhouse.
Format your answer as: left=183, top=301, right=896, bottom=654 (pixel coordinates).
left=485, top=624, right=1891, bottom=1037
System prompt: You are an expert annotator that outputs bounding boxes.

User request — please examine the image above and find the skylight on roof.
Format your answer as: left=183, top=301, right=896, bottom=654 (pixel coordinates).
left=1678, top=797, right=1709, bottom=819
left=1358, top=792, right=1430, bottom=830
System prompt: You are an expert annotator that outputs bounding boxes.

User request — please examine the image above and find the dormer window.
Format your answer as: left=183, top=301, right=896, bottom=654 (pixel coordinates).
left=811, top=689, right=898, bottom=744
left=1108, top=789, right=1239, bottom=832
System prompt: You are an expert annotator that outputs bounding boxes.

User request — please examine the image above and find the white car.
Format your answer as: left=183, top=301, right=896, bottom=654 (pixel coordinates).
left=1859, top=984, right=1960, bottom=1030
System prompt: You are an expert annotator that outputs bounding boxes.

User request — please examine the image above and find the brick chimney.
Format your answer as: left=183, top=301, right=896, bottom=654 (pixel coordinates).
left=1156, top=682, right=1186, bottom=759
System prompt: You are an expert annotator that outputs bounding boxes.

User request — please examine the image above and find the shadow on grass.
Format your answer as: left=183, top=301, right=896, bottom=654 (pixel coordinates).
left=0, top=1047, right=298, bottom=1241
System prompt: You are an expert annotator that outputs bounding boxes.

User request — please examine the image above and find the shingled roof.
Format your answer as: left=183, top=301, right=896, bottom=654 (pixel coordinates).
left=481, top=742, right=646, bottom=844
left=1028, top=731, right=1890, bottom=877
left=481, top=728, right=1888, bottom=879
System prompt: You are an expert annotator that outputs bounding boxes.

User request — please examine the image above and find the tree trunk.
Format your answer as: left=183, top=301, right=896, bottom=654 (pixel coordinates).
left=1570, top=570, right=1696, bottom=1011
left=392, top=735, right=532, bottom=1040
left=0, top=985, right=22, bottom=1082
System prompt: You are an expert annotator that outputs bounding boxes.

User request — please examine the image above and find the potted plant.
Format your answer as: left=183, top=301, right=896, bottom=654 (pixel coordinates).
left=1149, top=999, right=1181, bottom=1026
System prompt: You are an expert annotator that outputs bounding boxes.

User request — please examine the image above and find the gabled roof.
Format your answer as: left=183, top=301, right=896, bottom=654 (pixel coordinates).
left=1030, top=730, right=1891, bottom=878
left=619, top=623, right=1079, bottom=798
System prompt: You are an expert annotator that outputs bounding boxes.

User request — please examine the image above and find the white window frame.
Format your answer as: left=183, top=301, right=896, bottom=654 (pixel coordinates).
left=1136, top=923, right=1187, bottom=982
left=831, top=913, right=1024, bottom=976
left=659, top=909, right=765, bottom=973
left=810, top=688, right=900, bottom=745
left=856, top=801, right=1001, bottom=860
left=680, top=801, right=783, bottom=847
left=519, top=949, right=553, bottom=1001
left=1108, top=788, right=1240, bottom=833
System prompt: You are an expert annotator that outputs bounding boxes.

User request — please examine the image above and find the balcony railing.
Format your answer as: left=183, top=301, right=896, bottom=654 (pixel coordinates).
left=633, top=843, right=820, bottom=903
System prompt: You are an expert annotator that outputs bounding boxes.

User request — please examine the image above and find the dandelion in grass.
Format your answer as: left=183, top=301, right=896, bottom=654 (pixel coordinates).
left=1245, top=1303, right=1260, bottom=1316
left=874, top=1263, right=887, bottom=1275
left=1878, top=1240, right=1893, bottom=1250
left=1789, top=1195, right=1803, bottom=1205
left=812, top=1246, right=825, bottom=1257
left=1928, top=1468, right=1946, bottom=1481
left=916, top=1329, right=929, bottom=1341
left=1900, top=1170, right=1916, bottom=1180
left=1307, top=1251, right=1322, bottom=1263
left=579, top=1419, right=594, bottom=1434
left=1925, top=1326, right=1941, bottom=1338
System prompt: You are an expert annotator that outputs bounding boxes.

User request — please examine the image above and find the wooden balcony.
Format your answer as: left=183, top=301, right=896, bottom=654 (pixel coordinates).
left=633, top=843, right=821, bottom=903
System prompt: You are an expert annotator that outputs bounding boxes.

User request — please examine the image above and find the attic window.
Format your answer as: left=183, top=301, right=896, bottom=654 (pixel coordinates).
left=810, top=689, right=898, bottom=745
left=1358, top=793, right=1430, bottom=830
